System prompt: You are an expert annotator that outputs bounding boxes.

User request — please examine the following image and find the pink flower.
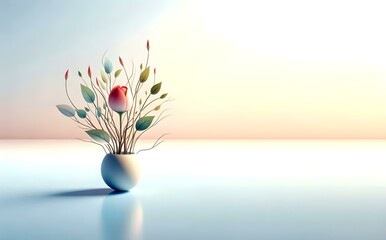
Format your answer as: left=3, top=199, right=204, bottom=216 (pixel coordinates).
left=88, top=66, right=92, bottom=78
left=108, top=86, right=129, bottom=113
left=65, top=69, right=69, bottom=80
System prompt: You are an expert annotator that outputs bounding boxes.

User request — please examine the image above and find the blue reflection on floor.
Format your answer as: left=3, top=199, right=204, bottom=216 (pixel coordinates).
left=0, top=188, right=142, bottom=240
left=3, top=185, right=386, bottom=240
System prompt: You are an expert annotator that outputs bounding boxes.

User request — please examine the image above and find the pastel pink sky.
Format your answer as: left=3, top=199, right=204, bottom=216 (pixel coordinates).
left=2, top=0, right=386, bottom=139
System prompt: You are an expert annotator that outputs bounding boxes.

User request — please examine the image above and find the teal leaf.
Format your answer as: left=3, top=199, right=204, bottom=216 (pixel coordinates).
left=135, top=116, right=155, bottom=131
left=139, top=66, right=150, bottom=83
left=103, top=102, right=107, bottom=109
left=80, top=84, right=95, bottom=103
left=104, top=58, right=113, bottom=74
left=85, top=129, right=110, bottom=144
left=56, top=104, right=75, bottom=117
left=150, top=82, right=162, bottom=95
left=96, top=106, right=102, bottom=118
left=85, top=107, right=90, bottom=112
left=76, top=109, right=87, bottom=119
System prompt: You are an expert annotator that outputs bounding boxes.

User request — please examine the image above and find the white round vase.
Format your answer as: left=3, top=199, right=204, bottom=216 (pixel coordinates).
left=101, top=154, right=141, bottom=191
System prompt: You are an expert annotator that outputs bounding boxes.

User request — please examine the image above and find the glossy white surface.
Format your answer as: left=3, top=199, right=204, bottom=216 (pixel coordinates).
left=1, top=140, right=386, bottom=239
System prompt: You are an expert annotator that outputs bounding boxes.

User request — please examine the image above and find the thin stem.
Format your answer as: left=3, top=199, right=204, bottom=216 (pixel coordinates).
left=123, top=61, right=135, bottom=97
left=70, top=117, right=92, bottom=129
left=109, top=74, right=112, bottom=93
left=119, top=112, right=123, bottom=153
left=87, top=76, right=100, bottom=107
left=136, top=133, right=170, bottom=154
left=133, top=113, right=171, bottom=148
left=145, top=49, right=149, bottom=68
left=131, top=67, right=136, bottom=92
left=65, top=80, right=76, bottom=109
left=94, top=98, right=118, bottom=148
left=79, top=75, right=90, bottom=89
left=127, top=80, right=142, bottom=152
left=142, top=98, right=174, bottom=113
left=85, top=117, right=97, bottom=129
left=76, top=138, right=108, bottom=154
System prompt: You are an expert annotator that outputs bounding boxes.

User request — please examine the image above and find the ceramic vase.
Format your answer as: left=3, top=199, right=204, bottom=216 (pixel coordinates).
left=101, top=154, right=141, bottom=191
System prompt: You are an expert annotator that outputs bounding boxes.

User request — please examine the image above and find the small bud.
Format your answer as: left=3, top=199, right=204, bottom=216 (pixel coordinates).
left=119, top=57, right=124, bottom=66
left=154, top=68, right=156, bottom=75
left=88, top=66, right=92, bottom=78
left=78, top=71, right=82, bottom=77
left=96, top=78, right=99, bottom=87
left=65, top=69, right=69, bottom=81
left=146, top=40, right=150, bottom=51
left=140, top=63, right=143, bottom=70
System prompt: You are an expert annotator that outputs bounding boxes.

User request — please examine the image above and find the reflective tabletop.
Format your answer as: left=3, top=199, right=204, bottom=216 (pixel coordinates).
left=1, top=140, right=386, bottom=240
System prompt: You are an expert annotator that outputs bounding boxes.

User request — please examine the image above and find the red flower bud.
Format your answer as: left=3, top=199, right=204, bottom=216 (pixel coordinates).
left=119, top=56, right=124, bottom=66
left=146, top=40, right=150, bottom=51
left=65, top=69, right=69, bottom=81
left=88, top=66, right=92, bottom=78
left=154, top=68, right=156, bottom=75
left=108, top=86, right=129, bottom=113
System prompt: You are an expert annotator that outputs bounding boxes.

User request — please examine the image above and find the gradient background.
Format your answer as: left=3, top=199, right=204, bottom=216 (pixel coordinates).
left=1, top=0, right=386, bottom=139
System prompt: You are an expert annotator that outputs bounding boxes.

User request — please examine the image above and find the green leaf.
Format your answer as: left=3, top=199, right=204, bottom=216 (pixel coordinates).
left=85, top=129, right=110, bottom=144
left=135, top=116, right=155, bottom=131
left=96, top=107, right=102, bottom=118
left=139, top=99, right=142, bottom=105
left=85, top=107, right=90, bottom=112
left=56, top=104, right=75, bottom=117
left=100, top=69, right=108, bottom=83
left=114, top=69, right=122, bottom=78
left=154, top=105, right=161, bottom=111
left=160, top=93, right=168, bottom=99
left=80, top=84, right=95, bottom=103
left=78, top=71, right=82, bottom=77
left=103, top=103, right=107, bottom=109
left=76, top=109, right=87, bottom=119
left=104, top=58, right=113, bottom=74
left=99, top=80, right=106, bottom=90
left=139, top=66, right=150, bottom=83
left=151, top=82, right=162, bottom=95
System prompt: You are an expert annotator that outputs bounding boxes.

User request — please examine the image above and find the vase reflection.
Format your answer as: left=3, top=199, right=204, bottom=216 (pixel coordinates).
left=101, top=192, right=143, bottom=240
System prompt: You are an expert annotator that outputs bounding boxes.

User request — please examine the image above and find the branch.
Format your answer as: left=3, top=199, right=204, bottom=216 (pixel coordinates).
left=76, top=138, right=108, bottom=154
left=136, top=133, right=171, bottom=154
left=132, top=111, right=172, bottom=150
